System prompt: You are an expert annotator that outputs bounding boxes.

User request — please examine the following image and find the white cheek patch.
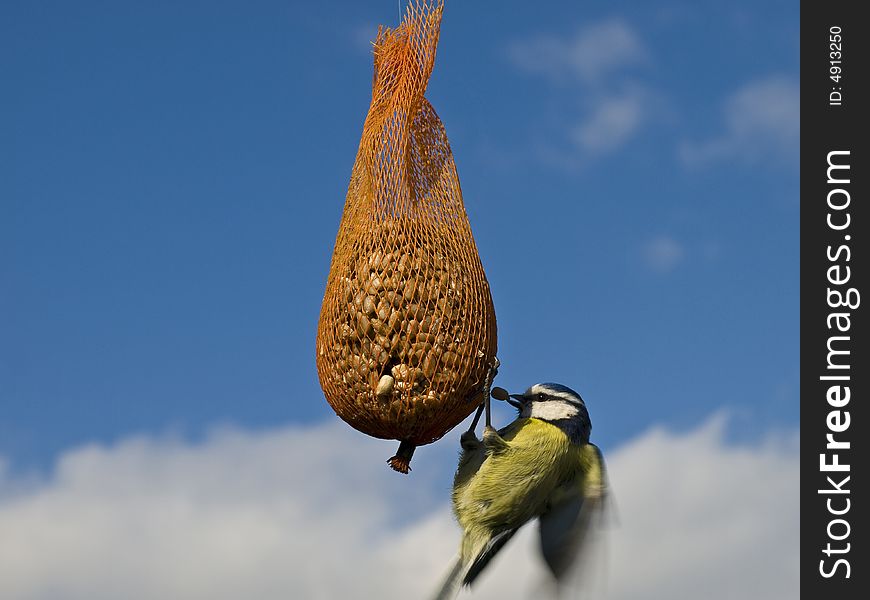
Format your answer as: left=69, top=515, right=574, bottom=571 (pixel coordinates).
left=528, top=401, right=580, bottom=421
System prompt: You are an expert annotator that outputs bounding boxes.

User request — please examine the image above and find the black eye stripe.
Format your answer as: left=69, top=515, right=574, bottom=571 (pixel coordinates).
left=527, top=385, right=585, bottom=406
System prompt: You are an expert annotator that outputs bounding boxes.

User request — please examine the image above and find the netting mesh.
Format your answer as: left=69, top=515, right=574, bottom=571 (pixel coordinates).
left=315, top=0, right=497, bottom=472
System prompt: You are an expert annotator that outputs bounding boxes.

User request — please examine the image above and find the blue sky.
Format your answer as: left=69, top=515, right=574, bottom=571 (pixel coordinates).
left=1, top=1, right=799, bottom=597
left=2, top=0, right=799, bottom=466
left=2, top=0, right=799, bottom=469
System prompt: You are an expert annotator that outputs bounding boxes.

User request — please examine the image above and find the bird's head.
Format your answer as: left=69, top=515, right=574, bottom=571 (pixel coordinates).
left=493, top=382, right=591, bottom=442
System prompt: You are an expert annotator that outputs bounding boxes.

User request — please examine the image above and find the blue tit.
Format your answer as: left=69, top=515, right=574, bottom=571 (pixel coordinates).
left=432, top=382, right=608, bottom=600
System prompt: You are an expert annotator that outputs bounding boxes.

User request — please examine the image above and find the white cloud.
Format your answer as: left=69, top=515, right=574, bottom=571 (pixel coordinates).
left=643, top=235, right=685, bottom=273
left=0, top=417, right=798, bottom=600
left=603, top=417, right=799, bottom=600
left=509, top=20, right=647, bottom=83
left=508, top=20, right=657, bottom=161
left=571, top=89, right=648, bottom=155
left=681, top=76, right=800, bottom=167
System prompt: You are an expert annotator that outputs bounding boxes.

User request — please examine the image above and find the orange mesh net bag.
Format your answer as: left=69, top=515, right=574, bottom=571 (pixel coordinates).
left=315, top=0, right=498, bottom=474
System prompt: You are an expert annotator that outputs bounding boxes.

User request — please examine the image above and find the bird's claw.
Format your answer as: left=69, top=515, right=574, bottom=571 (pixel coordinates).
left=460, top=430, right=480, bottom=450
left=481, top=425, right=510, bottom=454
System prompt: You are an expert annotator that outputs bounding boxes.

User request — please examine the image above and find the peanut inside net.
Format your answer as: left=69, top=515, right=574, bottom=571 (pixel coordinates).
left=315, top=0, right=498, bottom=473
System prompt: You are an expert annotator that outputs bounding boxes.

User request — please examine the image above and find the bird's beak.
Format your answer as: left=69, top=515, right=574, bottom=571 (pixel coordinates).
left=507, top=394, right=526, bottom=410
left=491, top=387, right=526, bottom=410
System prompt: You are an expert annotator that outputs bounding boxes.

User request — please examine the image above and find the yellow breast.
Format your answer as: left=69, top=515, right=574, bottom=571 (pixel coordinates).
left=452, top=418, right=583, bottom=532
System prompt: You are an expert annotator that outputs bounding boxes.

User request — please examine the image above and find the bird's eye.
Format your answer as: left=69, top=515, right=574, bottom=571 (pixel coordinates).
left=537, top=393, right=545, bottom=401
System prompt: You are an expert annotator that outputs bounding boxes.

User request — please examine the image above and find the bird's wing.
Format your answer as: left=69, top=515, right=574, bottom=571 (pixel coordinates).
left=463, top=527, right=520, bottom=587
left=538, top=443, right=608, bottom=582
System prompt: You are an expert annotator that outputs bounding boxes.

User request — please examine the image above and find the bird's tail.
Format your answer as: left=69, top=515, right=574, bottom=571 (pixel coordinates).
left=431, top=528, right=516, bottom=600
left=430, top=555, right=466, bottom=600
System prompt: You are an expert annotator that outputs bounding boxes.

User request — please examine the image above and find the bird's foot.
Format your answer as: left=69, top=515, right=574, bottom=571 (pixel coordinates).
left=482, top=426, right=508, bottom=453
left=460, top=430, right=480, bottom=450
